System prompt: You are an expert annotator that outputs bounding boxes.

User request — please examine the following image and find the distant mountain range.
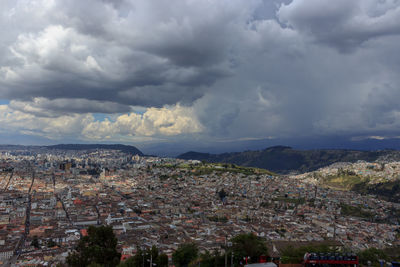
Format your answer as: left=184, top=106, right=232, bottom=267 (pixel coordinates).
left=0, top=144, right=143, bottom=155
left=47, top=144, right=143, bottom=155
left=177, top=146, right=400, bottom=174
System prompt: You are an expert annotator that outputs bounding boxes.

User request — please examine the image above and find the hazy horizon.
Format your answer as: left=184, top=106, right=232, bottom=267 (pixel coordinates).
left=2, top=136, right=400, bottom=158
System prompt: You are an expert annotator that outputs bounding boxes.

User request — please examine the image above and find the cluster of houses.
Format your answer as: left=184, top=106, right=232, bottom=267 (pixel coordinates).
left=0, top=149, right=399, bottom=266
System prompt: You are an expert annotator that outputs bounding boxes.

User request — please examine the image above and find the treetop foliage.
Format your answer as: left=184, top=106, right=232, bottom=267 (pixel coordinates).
left=67, top=225, right=121, bottom=267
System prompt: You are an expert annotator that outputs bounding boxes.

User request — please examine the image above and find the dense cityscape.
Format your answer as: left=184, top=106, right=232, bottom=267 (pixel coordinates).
left=0, top=147, right=399, bottom=266
left=2, top=0, right=400, bottom=266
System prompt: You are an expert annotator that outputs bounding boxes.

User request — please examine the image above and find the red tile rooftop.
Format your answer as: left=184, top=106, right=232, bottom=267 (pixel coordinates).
left=80, top=229, right=88, bottom=236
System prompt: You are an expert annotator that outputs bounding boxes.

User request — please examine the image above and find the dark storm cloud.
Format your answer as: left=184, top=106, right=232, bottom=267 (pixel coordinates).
left=1, top=0, right=400, bottom=144
left=190, top=1, right=400, bottom=140
left=9, top=98, right=132, bottom=117
left=361, top=84, right=400, bottom=130
left=277, top=0, right=400, bottom=52
left=0, top=0, right=254, bottom=113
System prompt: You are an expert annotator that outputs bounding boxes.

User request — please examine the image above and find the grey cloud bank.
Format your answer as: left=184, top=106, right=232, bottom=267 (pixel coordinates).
left=0, top=0, right=400, bottom=152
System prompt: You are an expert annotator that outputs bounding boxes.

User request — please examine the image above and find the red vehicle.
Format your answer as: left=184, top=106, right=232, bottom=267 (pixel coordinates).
left=303, top=252, right=358, bottom=267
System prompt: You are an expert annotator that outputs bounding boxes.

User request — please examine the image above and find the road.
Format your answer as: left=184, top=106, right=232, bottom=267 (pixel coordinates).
left=52, top=172, right=56, bottom=189
left=4, top=170, right=34, bottom=266
left=56, top=194, right=73, bottom=226
left=3, top=171, right=13, bottom=192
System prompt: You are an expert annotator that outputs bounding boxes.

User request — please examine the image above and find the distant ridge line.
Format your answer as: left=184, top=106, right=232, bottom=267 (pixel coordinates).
left=0, top=144, right=143, bottom=155
left=177, top=146, right=400, bottom=174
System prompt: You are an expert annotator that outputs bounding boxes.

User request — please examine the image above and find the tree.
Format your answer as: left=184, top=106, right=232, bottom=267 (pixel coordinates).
left=280, top=245, right=332, bottom=264
left=118, top=246, right=168, bottom=267
left=148, top=245, right=159, bottom=266
left=358, top=248, right=389, bottom=267
left=192, top=250, right=228, bottom=267
left=31, top=236, right=40, bottom=249
left=197, top=251, right=214, bottom=267
left=230, top=233, right=268, bottom=264
left=218, top=189, right=227, bottom=201
left=157, top=253, right=169, bottom=267
left=67, top=225, right=121, bottom=267
left=172, top=243, right=198, bottom=267
left=118, top=248, right=143, bottom=267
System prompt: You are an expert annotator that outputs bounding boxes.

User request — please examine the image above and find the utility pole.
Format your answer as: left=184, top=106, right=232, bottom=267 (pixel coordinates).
left=231, top=252, right=234, bottom=267
left=141, top=248, right=145, bottom=267
left=314, top=185, right=317, bottom=199
left=333, top=210, right=339, bottom=252
left=225, top=236, right=228, bottom=267
left=150, top=253, right=152, bottom=267
left=333, top=216, right=336, bottom=241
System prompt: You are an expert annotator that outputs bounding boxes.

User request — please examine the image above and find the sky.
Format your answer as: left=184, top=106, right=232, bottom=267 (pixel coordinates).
left=1, top=0, right=400, bottom=155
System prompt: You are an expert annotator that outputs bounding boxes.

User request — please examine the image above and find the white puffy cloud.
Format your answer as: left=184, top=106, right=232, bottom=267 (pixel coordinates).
left=0, top=103, right=203, bottom=141
left=82, top=105, right=203, bottom=139
left=0, top=105, right=93, bottom=139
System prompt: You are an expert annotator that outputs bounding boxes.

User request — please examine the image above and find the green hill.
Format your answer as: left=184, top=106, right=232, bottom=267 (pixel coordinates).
left=0, top=144, right=144, bottom=156
left=47, top=144, right=143, bottom=155
left=178, top=146, right=400, bottom=174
